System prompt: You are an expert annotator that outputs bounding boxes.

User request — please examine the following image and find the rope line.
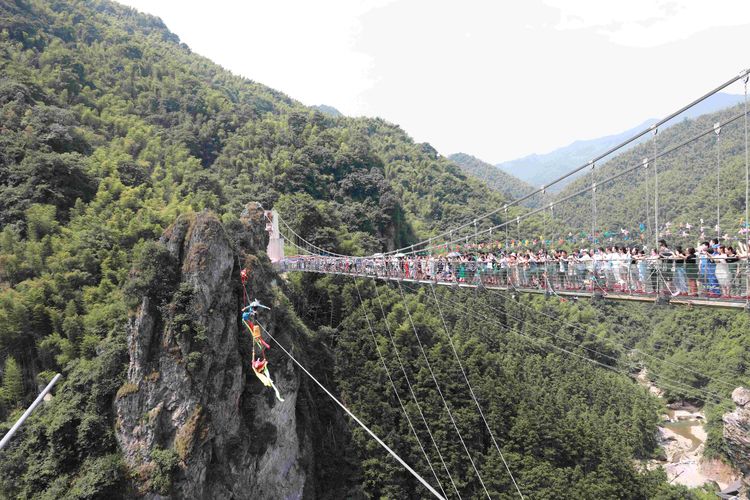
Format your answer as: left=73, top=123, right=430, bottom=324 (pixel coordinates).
left=397, top=282, right=492, bottom=499
left=257, top=322, right=446, bottom=500
left=372, top=283, right=463, bottom=499
left=398, top=281, right=726, bottom=403
left=429, top=284, right=526, bottom=499
left=353, top=279, right=449, bottom=499
left=472, top=288, right=728, bottom=403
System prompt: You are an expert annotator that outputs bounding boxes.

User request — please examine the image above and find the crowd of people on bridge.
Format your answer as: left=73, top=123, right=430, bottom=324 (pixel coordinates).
left=280, top=238, right=750, bottom=300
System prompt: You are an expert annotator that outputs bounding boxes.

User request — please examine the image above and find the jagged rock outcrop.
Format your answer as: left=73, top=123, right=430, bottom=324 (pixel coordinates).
left=724, top=387, right=750, bottom=493
left=115, top=206, right=314, bottom=498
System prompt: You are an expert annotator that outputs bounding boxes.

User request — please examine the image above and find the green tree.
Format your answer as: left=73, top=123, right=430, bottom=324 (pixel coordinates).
left=2, top=357, right=23, bottom=408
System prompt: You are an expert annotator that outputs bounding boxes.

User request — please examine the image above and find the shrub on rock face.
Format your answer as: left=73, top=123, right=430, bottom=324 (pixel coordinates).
left=123, top=241, right=178, bottom=309
left=149, top=447, right=180, bottom=495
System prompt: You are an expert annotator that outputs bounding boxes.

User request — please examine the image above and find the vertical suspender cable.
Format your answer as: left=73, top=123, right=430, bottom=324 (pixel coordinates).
left=715, top=122, right=722, bottom=239
left=745, top=75, right=749, bottom=304
left=652, top=127, right=659, bottom=249
left=590, top=161, right=596, bottom=243
left=257, top=323, right=446, bottom=500
left=429, top=284, right=526, bottom=499
left=644, top=157, right=651, bottom=246
left=505, top=207, right=509, bottom=250
left=353, top=279, right=448, bottom=499
left=397, top=282, right=492, bottom=499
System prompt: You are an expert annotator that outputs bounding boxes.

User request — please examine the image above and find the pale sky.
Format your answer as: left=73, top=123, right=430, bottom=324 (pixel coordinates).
left=119, top=0, right=750, bottom=163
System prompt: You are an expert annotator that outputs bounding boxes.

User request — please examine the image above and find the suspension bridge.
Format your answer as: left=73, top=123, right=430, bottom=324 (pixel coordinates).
left=251, top=70, right=750, bottom=499
left=268, top=68, right=750, bottom=311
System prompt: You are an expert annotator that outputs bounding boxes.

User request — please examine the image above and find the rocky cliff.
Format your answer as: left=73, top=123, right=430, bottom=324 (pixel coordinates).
left=723, top=386, right=750, bottom=495
left=115, top=205, right=319, bottom=498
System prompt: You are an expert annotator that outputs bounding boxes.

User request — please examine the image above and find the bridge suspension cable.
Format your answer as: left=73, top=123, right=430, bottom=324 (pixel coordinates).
left=371, top=68, right=750, bottom=259
left=394, top=109, right=750, bottom=258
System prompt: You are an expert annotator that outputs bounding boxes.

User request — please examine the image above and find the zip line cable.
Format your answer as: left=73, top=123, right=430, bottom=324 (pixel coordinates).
left=485, top=288, right=741, bottom=392
left=372, top=283, right=463, bottom=499
left=429, top=284, right=526, bottom=499
left=396, top=281, right=493, bottom=500
left=256, top=322, right=446, bottom=500
left=352, top=279, right=449, bottom=499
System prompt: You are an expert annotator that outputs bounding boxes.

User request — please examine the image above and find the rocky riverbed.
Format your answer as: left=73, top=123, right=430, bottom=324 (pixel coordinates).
left=658, top=406, right=738, bottom=489
left=636, top=370, right=741, bottom=491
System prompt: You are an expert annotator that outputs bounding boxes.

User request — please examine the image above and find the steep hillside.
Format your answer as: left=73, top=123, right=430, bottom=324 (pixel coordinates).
left=449, top=152, right=537, bottom=205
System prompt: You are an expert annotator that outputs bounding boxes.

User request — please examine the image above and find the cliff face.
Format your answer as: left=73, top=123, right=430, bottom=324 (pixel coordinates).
left=115, top=206, right=313, bottom=499
left=724, top=387, right=750, bottom=492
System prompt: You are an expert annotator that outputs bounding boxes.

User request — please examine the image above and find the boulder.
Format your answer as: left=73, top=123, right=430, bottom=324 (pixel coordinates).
left=723, top=386, right=750, bottom=493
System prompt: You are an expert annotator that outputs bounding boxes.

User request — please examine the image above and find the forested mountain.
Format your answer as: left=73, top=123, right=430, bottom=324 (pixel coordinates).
left=496, top=92, right=744, bottom=191
left=448, top=153, right=537, bottom=205
left=0, top=1, right=747, bottom=498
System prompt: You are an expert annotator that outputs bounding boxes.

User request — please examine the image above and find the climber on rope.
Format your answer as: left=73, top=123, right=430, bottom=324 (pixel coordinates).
left=252, top=358, right=284, bottom=402
left=239, top=268, right=282, bottom=400
left=242, top=299, right=271, bottom=350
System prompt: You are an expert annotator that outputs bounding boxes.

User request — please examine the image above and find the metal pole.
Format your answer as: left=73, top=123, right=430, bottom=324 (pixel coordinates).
left=0, top=373, right=62, bottom=451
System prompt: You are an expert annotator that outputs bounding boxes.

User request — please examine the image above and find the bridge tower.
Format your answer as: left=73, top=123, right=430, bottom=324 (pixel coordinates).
left=265, top=210, right=284, bottom=263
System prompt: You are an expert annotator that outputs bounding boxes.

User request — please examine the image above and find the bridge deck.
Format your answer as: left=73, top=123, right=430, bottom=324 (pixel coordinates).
left=276, top=265, right=750, bottom=310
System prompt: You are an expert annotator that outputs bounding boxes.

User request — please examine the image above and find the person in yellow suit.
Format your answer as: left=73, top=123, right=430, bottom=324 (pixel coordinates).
left=252, top=358, right=284, bottom=402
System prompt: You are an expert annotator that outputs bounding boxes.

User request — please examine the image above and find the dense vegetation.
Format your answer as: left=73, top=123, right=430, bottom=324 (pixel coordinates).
left=0, top=1, right=746, bottom=498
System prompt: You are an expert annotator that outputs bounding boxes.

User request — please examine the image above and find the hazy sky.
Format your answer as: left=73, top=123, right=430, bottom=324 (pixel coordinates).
left=119, top=0, right=750, bottom=163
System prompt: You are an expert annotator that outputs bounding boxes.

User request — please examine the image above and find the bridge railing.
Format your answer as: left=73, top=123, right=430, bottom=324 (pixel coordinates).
left=276, top=255, right=750, bottom=305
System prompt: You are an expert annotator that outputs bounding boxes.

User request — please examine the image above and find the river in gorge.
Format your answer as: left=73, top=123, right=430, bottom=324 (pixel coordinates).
left=636, top=370, right=739, bottom=490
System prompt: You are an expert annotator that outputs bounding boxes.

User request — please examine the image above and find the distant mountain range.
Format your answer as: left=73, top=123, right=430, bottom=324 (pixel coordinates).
left=448, top=153, right=537, bottom=206
left=493, top=92, right=745, bottom=191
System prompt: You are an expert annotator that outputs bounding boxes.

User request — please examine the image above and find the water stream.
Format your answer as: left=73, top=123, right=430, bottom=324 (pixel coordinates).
left=662, top=409, right=703, bottom=458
